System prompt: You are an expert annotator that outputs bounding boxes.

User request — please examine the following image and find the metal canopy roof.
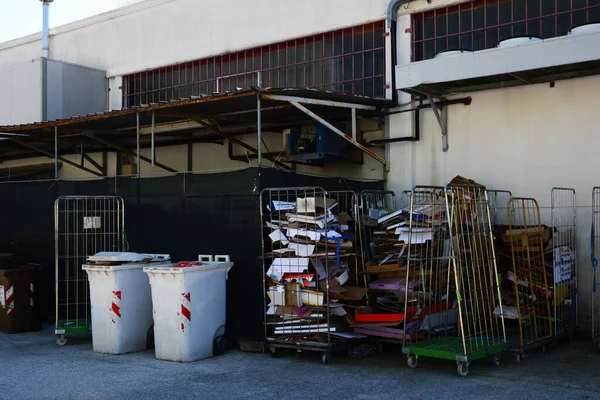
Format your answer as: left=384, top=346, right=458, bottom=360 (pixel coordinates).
left=0, top=88, right=390, bottom=167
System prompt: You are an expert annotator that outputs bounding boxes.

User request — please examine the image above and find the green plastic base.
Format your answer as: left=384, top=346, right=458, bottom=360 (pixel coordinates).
left=55, top=319, right=91, bottom=335
left=403, top=336, right=505, bottom=362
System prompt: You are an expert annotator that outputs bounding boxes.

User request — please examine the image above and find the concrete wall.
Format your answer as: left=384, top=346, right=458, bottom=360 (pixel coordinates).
left=0, top=59, right=42, bottom=125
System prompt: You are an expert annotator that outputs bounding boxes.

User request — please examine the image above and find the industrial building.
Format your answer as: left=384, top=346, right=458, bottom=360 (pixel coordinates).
left=0, top=0, right=599, bottom=338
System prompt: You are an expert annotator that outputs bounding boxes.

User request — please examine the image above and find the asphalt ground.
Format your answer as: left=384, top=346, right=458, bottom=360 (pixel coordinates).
left=1, top=326, right=598, bottom=400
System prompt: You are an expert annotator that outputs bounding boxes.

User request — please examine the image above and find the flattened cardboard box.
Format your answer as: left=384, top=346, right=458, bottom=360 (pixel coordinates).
left=320, top=279, right=368, bottom=301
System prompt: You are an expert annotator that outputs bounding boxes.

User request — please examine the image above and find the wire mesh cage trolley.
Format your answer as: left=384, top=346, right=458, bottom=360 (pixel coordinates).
left=357, top=191, right=396, bottom=265
left=592, top=187, right=600, bottom=347
left=506, top=197, right=553, bottom=362
left=54, top=196, right=126, bottom=346
left=260, top=187, right=364, bottom=364
left=487, top=190, right=513, bottom=227
left=550, top=188, right=577, bottom=341
left=328, top=190, right=360, bottom=286
left=401, top=185, right=506, bottom=377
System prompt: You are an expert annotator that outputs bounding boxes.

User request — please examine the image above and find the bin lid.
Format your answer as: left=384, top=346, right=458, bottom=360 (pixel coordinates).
left=87, top=252, right=171, bottom=263
left=144, top=261, right=233, bottom=275
left=83, top=262, right=173, bottom=272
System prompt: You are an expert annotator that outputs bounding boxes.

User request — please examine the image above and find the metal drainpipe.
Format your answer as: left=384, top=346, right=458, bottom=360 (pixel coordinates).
left=387, top=0, right=415, bottom=105
left=40, top=0, right=53, bottom=121
left=368, top=97, right=472, bottom=146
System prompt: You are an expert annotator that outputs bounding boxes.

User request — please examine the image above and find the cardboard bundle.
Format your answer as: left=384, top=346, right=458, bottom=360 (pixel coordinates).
left=265, top=197, right=367, bottom=340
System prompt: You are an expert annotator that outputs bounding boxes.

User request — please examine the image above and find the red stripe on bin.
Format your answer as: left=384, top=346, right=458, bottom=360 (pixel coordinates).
left=181, top=304, right=191, bottom=321
left=112, top=302, right=121, bottom=318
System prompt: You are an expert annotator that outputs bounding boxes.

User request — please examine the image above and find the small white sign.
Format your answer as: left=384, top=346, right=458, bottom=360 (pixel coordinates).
left=84, top=216, right=102, bottom=229
left=555, top=262, right=573, bottom=283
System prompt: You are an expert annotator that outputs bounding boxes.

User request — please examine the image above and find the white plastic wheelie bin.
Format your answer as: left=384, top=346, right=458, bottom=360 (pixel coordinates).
left=144, top=255, right=233, bottom=362
left=83, top=253, right=172, bottom=355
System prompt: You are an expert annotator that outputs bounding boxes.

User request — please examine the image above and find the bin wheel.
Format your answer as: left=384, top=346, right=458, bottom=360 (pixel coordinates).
left=492, top=354, right=501, bottom=366
left=515, top=352, right=523, bottom=364
left=541, top=344, right=547, bottom=353
left=269, top=346, right=279, bottom=358
left=213, top=336, right=227, bottom=356
left=457, top=362, right=469, bottom=377
left=407, top=355, right=418, bottom=369
left=321, top=353, right=329, bottom=365
left=56, top=334, right=67, bottom=347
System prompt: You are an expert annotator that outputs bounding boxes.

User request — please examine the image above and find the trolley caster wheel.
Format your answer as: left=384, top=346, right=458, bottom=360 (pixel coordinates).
left=541, top=345, right=547, bottom=353
left=407, top=355, right=418, bottom=369
left=321, top=353, right=330, bottom=365
left=269, top=346, right=279, bottom=358
left=56, top=334, right=67, bottom=347
left=457, top=362, right=469, bottom=377
left=492, top=354, right=501, bottom=366
left=515, top=352, right=524, bottom=364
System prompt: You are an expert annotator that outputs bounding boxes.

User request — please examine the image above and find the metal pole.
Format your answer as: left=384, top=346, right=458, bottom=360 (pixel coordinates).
left=257, top=94, right=262, bottom=167
left=41, top=1, right=50, bottom=59
left=54, top=126, right=58, bottom=179
left=351, top=108, right=357, bottom=141
left=136, top=112, right=140, bottom=177
left=151, top=111, right=155, bottom=167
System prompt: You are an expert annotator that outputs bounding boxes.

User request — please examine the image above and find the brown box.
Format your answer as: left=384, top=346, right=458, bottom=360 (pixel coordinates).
left=0, top=264, right=40, bottom=334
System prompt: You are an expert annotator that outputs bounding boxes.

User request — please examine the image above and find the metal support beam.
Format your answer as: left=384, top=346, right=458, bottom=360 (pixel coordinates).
left=54, top=126, right=58, bottom=179
left=80, top=149, right=103, bottom=173
left=261, top=94, right=378, bottom=110
left=136, top=112, right=141, bottom=176
left=151, top=111, right=156, bottom=167
left=351, top=108, right=357, bottom=141
left=102, top=151, right=108, bottom=176
left=441, top=105, right=448, bottom=152
left=191, top=118, right=290, bottom=170
left=288, top=101, right=386, bottom=165
left=187, top=140, right=193, bottom=172
left=426, top=94, right=449, bottom=152
left=11, top=137, right=103, bottom=177
left=80, top=132, right=178, bottom=173
left=257, top=94, right=262, bottom=167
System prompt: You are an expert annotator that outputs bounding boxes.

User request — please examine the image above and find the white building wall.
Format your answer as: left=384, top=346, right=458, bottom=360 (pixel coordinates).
left=0, top=0, right=388, bottom=78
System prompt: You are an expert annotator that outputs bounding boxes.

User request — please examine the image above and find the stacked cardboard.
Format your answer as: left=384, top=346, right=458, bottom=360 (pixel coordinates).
left=352, top=197, right=449, bottom=340
left=264, top=197, right=367, bottom=340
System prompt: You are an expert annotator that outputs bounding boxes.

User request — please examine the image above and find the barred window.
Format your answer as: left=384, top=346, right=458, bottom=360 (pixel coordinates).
left=412, top=0, right=600, bottom=61
left=123, top=21, right=386, bottom=107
